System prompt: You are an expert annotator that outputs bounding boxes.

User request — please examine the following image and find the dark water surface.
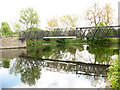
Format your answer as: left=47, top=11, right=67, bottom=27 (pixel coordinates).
left=0, top=44, right=119, bottom=88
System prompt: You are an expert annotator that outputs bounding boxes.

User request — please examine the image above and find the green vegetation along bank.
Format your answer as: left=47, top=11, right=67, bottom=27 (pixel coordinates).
left=27, top=38, right=120, bottom=47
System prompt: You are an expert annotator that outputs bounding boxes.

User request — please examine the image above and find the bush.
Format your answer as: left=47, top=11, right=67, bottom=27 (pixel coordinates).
left=106, top=55, right=120, bottom=88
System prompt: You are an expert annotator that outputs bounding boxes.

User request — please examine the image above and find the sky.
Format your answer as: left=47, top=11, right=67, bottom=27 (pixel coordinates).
left=0, top=0, right=120, bottom=31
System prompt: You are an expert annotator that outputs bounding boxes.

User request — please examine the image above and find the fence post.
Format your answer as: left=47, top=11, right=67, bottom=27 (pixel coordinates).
left=76, top=28, right=78, bottom=38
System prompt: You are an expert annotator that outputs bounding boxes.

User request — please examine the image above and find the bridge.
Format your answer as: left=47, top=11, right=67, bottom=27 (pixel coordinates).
left=19, top=56, right=110, bottom=77
left=19, top=26, right=120, bottom=39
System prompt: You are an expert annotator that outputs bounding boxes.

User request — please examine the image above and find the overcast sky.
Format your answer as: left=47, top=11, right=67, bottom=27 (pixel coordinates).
left=0, top=0, right=119, bottom=30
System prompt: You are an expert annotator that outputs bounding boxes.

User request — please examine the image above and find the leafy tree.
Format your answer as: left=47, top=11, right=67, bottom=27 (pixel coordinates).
left=14, top=23, right=22, bottom=34
left=106, top=55, right=120, bottom=88
left=59, top=14, right=78, bottom=27
left=1, top=22, right=13, bottom=36
left=19, top=8, right=40, bottom=31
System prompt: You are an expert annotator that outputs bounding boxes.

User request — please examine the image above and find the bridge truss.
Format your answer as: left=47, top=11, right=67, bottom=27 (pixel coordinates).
left=19, top=26, right=120, bottom=39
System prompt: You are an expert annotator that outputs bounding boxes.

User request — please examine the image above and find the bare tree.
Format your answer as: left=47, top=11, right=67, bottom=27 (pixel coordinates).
left=102, top=3, right=114, bottom=25
left=59, top=14, right=78, bottom=27
left=47, top=17, right=58, bottom=27
left=85, top=2, right=114, bottom=26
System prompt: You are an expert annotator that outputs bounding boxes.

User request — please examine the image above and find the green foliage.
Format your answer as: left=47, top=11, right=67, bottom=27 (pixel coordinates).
left=88, top=44, right=114, bottom=64
left=27, top=43, right=84, bottom=59
left=26, top=38, right=88, bottom=47
left=19, top=8, right=40, bottom=31
left=107, top=55, right=120, bottom=88
left=14, top=23, right=21, bottom=34
left=97, top=22, right=105, bottom=26
left=1, top=22, right=13, bottom=36
left=2, top=58, right=10, bottom=68
left=9, top=58, right=42, bottom=86
left=87, top=38, right=111, bottom=44
left=27, top=27, right=41, bottom=31
left=56, top=38, right=66, bottom=43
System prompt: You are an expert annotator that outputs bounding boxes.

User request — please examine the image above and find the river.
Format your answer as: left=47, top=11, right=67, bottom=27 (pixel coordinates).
left=0, top=43, right=119, bottom=88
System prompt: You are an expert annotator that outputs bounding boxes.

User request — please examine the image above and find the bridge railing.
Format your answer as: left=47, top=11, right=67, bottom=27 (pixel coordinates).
left=19, top=26, right=120, bottom=39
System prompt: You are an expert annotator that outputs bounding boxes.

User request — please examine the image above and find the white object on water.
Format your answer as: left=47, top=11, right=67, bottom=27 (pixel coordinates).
left=83, top=45, right=89, bottom=50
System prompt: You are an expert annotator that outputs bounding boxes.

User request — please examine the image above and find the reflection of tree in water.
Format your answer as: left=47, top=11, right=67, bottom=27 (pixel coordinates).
left=9, top=58, right=42, bottom=86
left=90, top=76, right=106, bottom=87
left=2, top=58, right=10, bottom=68
left=88, top=44, right=114, bottom=65
left=26, top=44, right=117, bottom=65
left=26, top=44, right=84, bottom=61
left=27, top=45, right=53, bottom=58
left=76, top=73, right=106, bottom=87
left=42, top=46, right=53, bottom=58
left=1, top=56, right=108, bottom=87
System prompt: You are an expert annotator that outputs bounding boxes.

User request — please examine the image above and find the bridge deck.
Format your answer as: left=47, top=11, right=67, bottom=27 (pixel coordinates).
left=43, top=36, right=76, bottom=38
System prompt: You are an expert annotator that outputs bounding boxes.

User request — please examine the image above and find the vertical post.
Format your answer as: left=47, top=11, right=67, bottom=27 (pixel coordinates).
left=19, top=31, right=22, bottom=40
left=118, top=2, right=120, bottom=38
left=118, top=2, right=120, bottom=85
left=118, top=2, right=120, bottom=44
left=76, top=27, right=78, bottom=38
left=118, top=1, right=120, bottom=26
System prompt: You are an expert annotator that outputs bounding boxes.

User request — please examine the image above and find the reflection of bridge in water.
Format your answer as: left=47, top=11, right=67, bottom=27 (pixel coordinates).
left=20, top=56, right=110, bottom=77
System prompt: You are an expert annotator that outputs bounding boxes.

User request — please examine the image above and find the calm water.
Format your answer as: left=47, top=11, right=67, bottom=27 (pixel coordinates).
left=0, top=43, right=119, bottom=88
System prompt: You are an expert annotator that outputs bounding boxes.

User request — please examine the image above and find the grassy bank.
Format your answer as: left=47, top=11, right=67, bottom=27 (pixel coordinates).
left=27, top=38, right=87, bottom=46
left=27, top=38, right=120, bottom=47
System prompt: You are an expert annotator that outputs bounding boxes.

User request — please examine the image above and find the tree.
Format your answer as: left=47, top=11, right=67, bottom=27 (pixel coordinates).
left=0, top=27, right=2, bottom=36
left=47, top=17, right=58, bottom=27
left=85, top=3, right=102, bottom=26
left=102, top=3, right=114, bottom=25
left=85, top=3, right=114, bottom=26
left=14, top=23, right=21, bottom=34
left=1, top=22, right=13, bottom=36
left=19, top=8, right=40, bottom=31
left=59, top=15, right=78, bottom=27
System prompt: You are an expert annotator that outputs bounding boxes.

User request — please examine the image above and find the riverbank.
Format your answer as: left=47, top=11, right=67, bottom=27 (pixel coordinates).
left=0, top=37, right=119, bottom=49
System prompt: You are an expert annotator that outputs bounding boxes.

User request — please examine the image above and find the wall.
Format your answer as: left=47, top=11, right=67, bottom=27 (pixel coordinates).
left=0, top=48, right=27, bottom=58
left=0, top=37, right=26, bottom=49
